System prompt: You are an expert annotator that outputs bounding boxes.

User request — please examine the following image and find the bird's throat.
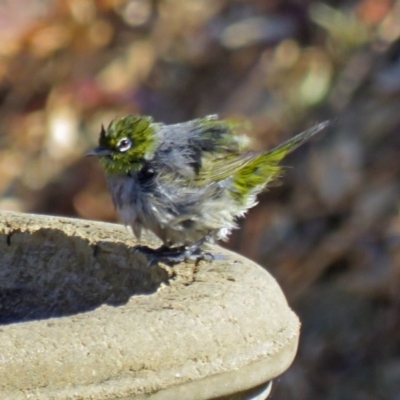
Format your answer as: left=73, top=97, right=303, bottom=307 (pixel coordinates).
left=100, top=155, right=144, bottom=175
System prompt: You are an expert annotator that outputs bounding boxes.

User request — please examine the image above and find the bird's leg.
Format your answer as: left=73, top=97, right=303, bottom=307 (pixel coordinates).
left=134, top=235, right=213, bottom=266
left=182, top=236, right=214, bottom=264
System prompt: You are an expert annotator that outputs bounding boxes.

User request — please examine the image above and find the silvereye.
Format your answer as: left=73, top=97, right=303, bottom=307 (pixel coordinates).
left=87, top=115, right=330, bottom=264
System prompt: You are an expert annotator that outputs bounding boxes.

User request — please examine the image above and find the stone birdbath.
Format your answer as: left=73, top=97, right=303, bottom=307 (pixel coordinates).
left=0, top=211, right=300, bottom=399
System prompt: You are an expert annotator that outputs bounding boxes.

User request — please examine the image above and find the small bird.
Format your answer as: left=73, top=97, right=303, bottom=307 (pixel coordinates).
left=87, top=115, right=330, bottom=264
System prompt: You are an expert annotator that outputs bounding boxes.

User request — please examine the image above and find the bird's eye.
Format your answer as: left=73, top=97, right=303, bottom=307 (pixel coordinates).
left=116, top=137, right=132, bottom=152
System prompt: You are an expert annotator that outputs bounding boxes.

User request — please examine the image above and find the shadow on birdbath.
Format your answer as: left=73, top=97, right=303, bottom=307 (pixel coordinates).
left=0, top=212, right=169, bottom=323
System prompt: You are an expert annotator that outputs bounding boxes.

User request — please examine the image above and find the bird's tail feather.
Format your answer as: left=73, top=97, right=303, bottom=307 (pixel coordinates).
left=230, top=120, right=331, bottom=202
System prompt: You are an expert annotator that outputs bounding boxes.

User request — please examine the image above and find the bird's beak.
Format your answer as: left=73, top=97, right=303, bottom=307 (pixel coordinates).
left=85, top=146, right=112, bottom=157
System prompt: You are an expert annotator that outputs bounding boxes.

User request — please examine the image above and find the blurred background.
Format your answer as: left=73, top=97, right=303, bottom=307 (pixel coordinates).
left=0, top=0, right=400, bottom=398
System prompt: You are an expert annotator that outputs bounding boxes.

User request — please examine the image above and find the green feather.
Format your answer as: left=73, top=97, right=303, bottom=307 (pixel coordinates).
left=99, top=115, right=156, bottom=174
left=191, top=115, right=250, bottom=153
left=230, top=121, right=330, bottom=202
left=193, top=120, right=330, bottom=202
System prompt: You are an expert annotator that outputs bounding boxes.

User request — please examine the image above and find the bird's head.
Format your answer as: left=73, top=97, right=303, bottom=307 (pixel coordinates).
left=87, top=115, right=156, bottom=174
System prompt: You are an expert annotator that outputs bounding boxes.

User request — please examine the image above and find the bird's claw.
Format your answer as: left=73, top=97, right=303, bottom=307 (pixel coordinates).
left=133, top=237, right=213, bottom=266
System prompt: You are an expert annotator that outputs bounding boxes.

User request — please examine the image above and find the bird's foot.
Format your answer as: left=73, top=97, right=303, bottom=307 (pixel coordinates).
left=134, top=237, right=213, bottom=266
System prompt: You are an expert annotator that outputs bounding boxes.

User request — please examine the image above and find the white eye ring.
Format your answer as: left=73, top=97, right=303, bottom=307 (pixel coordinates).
left=117, top=137, right=132, bottom=152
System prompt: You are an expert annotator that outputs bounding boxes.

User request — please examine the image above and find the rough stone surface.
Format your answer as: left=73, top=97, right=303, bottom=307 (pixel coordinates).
left=0, top=211, right=300, bottom=399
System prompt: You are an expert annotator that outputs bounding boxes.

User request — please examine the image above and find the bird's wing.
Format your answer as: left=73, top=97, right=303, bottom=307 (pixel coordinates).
left=195, top=121, right=331, bottom=201
left=156, top=115, right=251, bottom=178
left=194, top=152, right=255, bottom=185
left=186, top=115, right=251, bottom=153
left=229, top=121, right=331, bottom=202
